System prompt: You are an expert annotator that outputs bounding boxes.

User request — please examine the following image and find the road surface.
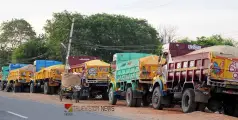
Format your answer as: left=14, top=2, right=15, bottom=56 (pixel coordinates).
left=0, top=96, right=124, bottom=120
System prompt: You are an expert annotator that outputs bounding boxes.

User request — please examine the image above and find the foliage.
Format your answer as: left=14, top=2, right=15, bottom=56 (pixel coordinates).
left=11, top=38, right=48, bottom=63
left=0, top=19, right=36, bottom=66
left=44, top=11, right=85, bottom=62
left=44, top=11, right=159, bottom=62
left=0, top=18, right=36, bottom=49
left=177, top=35, right=236, bottom=47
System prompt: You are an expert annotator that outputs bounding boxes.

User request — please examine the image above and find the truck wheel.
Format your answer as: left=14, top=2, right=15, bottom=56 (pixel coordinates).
left=13, top=83, right=21, bottom=93
left=50, top=87, right=55, bottom=94
left=102, top=91, right=109, bottom=100
left=207, top=98, right=221, bottom=112
left=109, top=87, right=117, bottom=105
left=142, top=93, right=151, bottom=106
left=223, top=101, right=235, bottom=116
left=152, top=86, right=163, bottom=110
left=135, top=98, right=142, bottom=107
left=0, top=82, right=2, bottom=91
left=74, top=91, right=80, bottom=103
left=59, top=89, right=63, bottom=102
left=30, top=83, right=35, bottom=93
left=44, top=82, right=49, bottom=94
left=12, top=83, right=17, bottom=93
left=126, top=87, right=136, bottom=107
left=196, top=103, right=206, bottom=112
left=182, top=88, right=196, bottom=113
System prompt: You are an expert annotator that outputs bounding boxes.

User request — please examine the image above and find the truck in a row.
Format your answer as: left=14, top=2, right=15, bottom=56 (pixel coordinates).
left=1, top=42, right=238, bottom=117
left=108, top=43, right=238, bottom=117
left=0, top=56, right=111, bottom=100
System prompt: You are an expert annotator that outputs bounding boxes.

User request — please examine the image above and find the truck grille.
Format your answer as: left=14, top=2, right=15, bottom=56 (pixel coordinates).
left=207, top=79, right=238, bottom=88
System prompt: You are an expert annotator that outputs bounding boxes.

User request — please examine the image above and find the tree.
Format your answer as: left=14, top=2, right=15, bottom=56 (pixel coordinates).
left=44, top=11, right=85, bottom=61
left=177, top=35, right=236, bottom=47
left=0, top=19, right=36, bottom=49
left=0, top=18, right=36, bottom=66
left=11, top=38, right=48, bottom=63
left=44, top=11, right=159, bottom=62
left=158, top=25, right=178, bottom=44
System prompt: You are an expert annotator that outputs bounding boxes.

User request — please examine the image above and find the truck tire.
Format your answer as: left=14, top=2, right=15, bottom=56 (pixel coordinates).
left=207, top=98, right=221, bottom=112
left=51, top=86, right=55, bottom=94
left=73, top=91, right=80, bottom=103
left=59, top=90, right=63, bottom=102
left=223, top=101, right=235, bottom=116
left=13, top=83, right=22, bottom=93
left=109, top=87, right=117, bottom=105
left=0, top=82, right=3, bottom=91
left=102, top=90, right=109, bottom=100
left=44, top=82, right=49, bottom=94
left=181, top=88, right=196, bottom=113
left=152, top=86, right=163, bottom=110
left=135, top=98, right=142, bottom=107
left=142, top=93, right=151, bottom=106
left=4, top=84, right=10, bottom=92
left=30, top=83, right=35, bottom=93
left=126, top=87, right=136, bottom=107
left=12, top=83, right=17, bottom=93
left=196, top=103, right=206, bottom=112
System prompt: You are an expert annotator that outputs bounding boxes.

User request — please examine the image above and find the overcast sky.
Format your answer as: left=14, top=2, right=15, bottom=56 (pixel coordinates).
left=0, top=0, right=237, bottom=40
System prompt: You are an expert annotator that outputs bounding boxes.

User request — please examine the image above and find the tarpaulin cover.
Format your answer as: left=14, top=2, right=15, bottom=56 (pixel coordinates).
left=188, top=45, right=238, bottom=58
left=84, top=60, right=110, bottom=67
left=61, top=72, right=82, bottom=88
left=11, top=64, right=36, bottom=72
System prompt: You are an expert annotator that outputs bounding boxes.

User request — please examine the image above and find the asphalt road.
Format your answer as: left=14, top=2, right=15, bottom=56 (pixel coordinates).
left=0, top=95, right=125, bottom=120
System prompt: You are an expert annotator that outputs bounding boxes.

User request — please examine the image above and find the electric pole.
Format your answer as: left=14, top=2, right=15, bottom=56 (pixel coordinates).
left=65, top=18, right=75, bottom=73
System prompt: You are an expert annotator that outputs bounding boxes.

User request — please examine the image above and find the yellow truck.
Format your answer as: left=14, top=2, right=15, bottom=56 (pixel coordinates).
left=5, top=65, right=35, bottom=92
left=30, top=64, right=65, bottom=94
left=70, top=60, right=110, bottom=100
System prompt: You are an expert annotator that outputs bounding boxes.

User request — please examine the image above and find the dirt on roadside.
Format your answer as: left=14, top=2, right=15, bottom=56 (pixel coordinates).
left=0, top=91, right=237, bottom=120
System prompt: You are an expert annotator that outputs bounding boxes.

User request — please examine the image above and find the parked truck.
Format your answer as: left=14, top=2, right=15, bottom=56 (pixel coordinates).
left=147, top=43, right=238, bottom=116
left=5, top=64, right=35, bottom=92
left=108, top=53, right=159, bottom=106
left=31, top=64, right=65, bottom=94
left=0, top=66, right=9, bottom=90
left=70, top=59, right=110, bottom=100
left=29, top=60, right=62, bottom=94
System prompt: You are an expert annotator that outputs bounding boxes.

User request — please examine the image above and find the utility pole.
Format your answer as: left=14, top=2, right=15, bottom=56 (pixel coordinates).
left=65, top=18, right=75, bottom=73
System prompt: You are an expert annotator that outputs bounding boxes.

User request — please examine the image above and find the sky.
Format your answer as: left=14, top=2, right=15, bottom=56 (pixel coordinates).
left=0, top=0, right=237, bottom=40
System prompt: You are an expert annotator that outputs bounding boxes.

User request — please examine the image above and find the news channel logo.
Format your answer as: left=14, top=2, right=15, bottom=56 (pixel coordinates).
left=64, top=103, right=73, bottom=116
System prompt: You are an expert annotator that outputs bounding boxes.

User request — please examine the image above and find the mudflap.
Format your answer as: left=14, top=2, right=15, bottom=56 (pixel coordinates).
left=195, top=90, right=210, bottom=103
left=132, top=90, right=142, bottom=99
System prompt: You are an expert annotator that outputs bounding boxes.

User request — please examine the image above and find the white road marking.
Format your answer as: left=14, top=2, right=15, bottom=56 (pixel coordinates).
left=7, top=111, right=28, bottom=119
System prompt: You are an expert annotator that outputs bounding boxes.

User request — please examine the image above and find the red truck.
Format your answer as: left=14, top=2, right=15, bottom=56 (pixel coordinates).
left=151, top=43, right=238, bottom=116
